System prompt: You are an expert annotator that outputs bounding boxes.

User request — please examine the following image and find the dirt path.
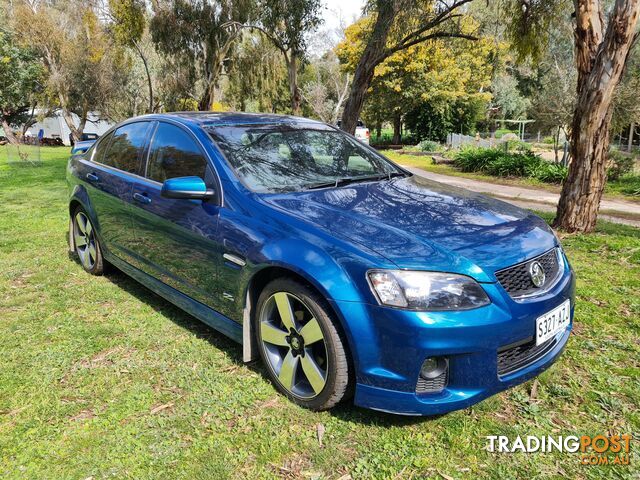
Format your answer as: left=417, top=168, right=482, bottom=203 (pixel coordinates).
left=402, top=165, right=640, bottom=228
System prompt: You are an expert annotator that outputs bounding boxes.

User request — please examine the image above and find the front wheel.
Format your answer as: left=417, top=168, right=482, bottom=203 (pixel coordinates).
left=255, top=278, right=352, bottom=410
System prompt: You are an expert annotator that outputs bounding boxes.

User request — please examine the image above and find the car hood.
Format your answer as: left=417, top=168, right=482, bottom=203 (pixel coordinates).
left=261, top=175, right=556, bottom=281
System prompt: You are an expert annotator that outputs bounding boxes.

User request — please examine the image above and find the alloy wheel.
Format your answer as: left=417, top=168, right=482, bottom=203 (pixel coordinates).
left=74, top=212, right=97, bottom=270
left=259, top=292, right=329, bottom=399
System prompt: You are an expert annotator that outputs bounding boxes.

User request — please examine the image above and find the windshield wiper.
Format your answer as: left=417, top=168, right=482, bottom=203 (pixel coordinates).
left=304, top=174, right=387, bottom=190
left=304, top=171, right=409, bottom=190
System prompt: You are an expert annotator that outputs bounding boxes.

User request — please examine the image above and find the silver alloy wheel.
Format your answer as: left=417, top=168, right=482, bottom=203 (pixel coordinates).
left=74, top=212, right=97, bottom=270
left=259, top=292, right=329, bottom=399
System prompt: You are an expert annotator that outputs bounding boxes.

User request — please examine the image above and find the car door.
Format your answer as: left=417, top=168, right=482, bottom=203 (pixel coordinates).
left=126, top=121, right=223, bottom=310
left=80, top=121, right=152, bottom=262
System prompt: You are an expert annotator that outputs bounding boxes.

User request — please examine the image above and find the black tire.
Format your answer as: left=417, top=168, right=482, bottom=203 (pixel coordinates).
left=71, top=205, right=105, bottom=275
left=255, top=278, right=352, bottom=410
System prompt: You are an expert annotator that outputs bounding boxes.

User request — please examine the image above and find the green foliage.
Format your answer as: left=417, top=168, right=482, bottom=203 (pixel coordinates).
left=607, top=150, right=635, bottom=181
left=0, top=30, right=44, bottom=124
left=503, top=0, right=571, bottom=63
left=339, top=15, right=493, bottom=143
left=503, top=138, right=532, bottom=152
left=619, top=176, right=640, bottom=196
left=454, top=146, right=568, bottom=183
left=225, top=32, right=290, bottom=112
left=418, top=140, right=440, bottom=152
left=405, top=97, right=487, bottom=143
left=109, top=0, right=145, bottom=47
left=259, top=0, right=323, bottom=55
left=491, top=72, right=531, bottom=119
left=150, top=0, right=253, bottom=109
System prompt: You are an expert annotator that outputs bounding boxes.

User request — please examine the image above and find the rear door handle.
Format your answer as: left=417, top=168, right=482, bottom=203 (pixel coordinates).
left=86, top=172, right=99, bottom=182
left=133, top=192, right=152, bottom=205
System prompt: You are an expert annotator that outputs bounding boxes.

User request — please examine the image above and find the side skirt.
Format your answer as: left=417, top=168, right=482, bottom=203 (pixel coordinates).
left=105, top=252, right=243, bottom=344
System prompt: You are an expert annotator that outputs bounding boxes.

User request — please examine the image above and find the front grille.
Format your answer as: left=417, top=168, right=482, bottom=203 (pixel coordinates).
left=497, top=335, right=560, bottom=377
left=495, top=248, right=561, bottom=299
left=416, top=371, right=447, bottom=393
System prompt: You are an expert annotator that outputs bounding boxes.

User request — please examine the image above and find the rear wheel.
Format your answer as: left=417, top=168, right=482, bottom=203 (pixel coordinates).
left=72, top=207, right=105, bottom=275
left=255, top=278, right=352, bottom=410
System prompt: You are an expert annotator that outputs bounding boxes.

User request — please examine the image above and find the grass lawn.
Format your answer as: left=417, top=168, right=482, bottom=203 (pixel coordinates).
left=384, top=151, right=640, bottom=203
left=1, top=147, right=639, bottom=479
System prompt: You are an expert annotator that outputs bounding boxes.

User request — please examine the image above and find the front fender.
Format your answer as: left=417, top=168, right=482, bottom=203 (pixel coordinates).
left=240, top=237, right=380, bottom=369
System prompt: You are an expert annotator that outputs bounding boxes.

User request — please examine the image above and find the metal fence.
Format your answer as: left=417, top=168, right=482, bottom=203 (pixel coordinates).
left=447, top=133, right=498, bottom=149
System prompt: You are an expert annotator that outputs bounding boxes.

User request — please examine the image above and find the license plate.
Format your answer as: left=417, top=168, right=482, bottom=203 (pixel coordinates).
left=535, top=299, right=571, bottom=345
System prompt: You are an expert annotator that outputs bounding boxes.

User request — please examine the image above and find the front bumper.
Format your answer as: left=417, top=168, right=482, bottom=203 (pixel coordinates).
left=332, top=260, right=576, bottom=416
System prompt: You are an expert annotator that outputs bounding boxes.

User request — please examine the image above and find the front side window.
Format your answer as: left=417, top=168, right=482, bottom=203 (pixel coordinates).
left=146, top=123, right=208, bottom=183
left=102, top=122, right=151, bottom=174
left=206, top=125, right=401, bottom=193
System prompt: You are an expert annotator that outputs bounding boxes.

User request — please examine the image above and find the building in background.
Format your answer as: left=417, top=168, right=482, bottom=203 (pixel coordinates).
left=24, top=111, right=114, bottom=146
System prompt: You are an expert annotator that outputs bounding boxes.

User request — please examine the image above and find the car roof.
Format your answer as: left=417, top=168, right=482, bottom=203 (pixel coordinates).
left=143, top=112, right=330, bottom=129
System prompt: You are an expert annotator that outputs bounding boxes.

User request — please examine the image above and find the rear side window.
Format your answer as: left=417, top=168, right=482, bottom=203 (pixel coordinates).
left=102, top=122, right=151, bottom=174
left=146, top=123, right=207, bottom=182
left=91, top=131, right=114, bottom=164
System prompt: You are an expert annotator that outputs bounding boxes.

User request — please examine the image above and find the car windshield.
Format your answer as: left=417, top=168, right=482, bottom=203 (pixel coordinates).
left=206, top=124, right=402, bottom=193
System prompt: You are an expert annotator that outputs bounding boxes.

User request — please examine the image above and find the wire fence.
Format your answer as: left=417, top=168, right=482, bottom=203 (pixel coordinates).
left=1, top=143, right=42, bottom=166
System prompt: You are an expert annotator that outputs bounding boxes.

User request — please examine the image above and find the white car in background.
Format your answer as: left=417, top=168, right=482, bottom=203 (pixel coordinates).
left=354, top=121, right=370, bottom=145
left=337, top=120, right=370, bottom=145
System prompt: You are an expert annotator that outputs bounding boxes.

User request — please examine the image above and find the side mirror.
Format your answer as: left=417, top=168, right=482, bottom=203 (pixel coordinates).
left=161, top=176, right=215, bottom=200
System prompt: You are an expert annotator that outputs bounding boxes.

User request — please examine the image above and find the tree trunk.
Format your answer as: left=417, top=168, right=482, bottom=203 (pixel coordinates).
left=392, top=112, right=402, bottom=144
left=554, top=0, right=640, bottom=233
left=61, top=108, right=82, bottom=144
left=286, top=53, right=302, bottom=115
left=1, top=118, right=19, bottom=145
left=628, top=122, right=635, bottom=151
left=340, top=1, right=397, bottom=134
left=134, top=42, right=154, bottom=114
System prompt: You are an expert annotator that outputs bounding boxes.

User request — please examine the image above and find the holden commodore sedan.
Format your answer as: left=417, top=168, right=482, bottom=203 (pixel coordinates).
left=67, top=113, right=575, bottom=415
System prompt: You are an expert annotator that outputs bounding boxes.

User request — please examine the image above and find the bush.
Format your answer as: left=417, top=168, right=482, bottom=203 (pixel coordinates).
left=418, top=140, right=440, bottom=152
left=453, top=147, right=568, bottom=184
left=615, top=175, right=640, bottom=196
left=607, top=150, right=635, bottom=180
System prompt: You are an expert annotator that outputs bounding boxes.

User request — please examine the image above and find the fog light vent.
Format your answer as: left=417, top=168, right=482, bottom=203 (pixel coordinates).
left=417, top=357, right=448, bottom=393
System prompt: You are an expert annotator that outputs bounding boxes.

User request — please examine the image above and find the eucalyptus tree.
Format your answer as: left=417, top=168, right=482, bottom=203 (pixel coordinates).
left=252, top=0, right=324, bottom=115
left=508, top=0, right=640, bottom=232
left=225, top=31, right=290, bottom=112
left=151, top=0, right=254, bottom=111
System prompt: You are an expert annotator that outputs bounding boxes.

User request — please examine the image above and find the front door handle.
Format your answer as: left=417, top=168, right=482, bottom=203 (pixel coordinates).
left=86, top=172, right=99, bottom=182
left=133, top=192, right=152, bottom=205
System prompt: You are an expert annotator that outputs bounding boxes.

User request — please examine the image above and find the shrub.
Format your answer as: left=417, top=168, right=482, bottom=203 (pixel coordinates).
left=418, top=140, right=440, bottom=152
left=607, top=150, right=635, bottom=180
left=453, top=147, right=568, bottom=184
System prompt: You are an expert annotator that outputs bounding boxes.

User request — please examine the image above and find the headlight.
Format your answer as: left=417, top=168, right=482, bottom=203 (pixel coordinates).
left=367, top=270, right=490, bottom=311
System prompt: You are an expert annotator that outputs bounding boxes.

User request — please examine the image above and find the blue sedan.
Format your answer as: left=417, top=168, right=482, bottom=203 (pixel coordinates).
left=66, top=113, right=575, bottom=415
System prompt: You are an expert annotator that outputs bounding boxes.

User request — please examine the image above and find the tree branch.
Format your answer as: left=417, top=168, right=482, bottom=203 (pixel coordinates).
left=239, top=24, right=287, bottom=55
left=392, top=0, right=474, bottom=49
left=383, top=31, right=478, bottom=59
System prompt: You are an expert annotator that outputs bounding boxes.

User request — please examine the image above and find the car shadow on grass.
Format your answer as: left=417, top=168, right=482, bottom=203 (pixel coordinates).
left=67, top=249, right=440, bottom=427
